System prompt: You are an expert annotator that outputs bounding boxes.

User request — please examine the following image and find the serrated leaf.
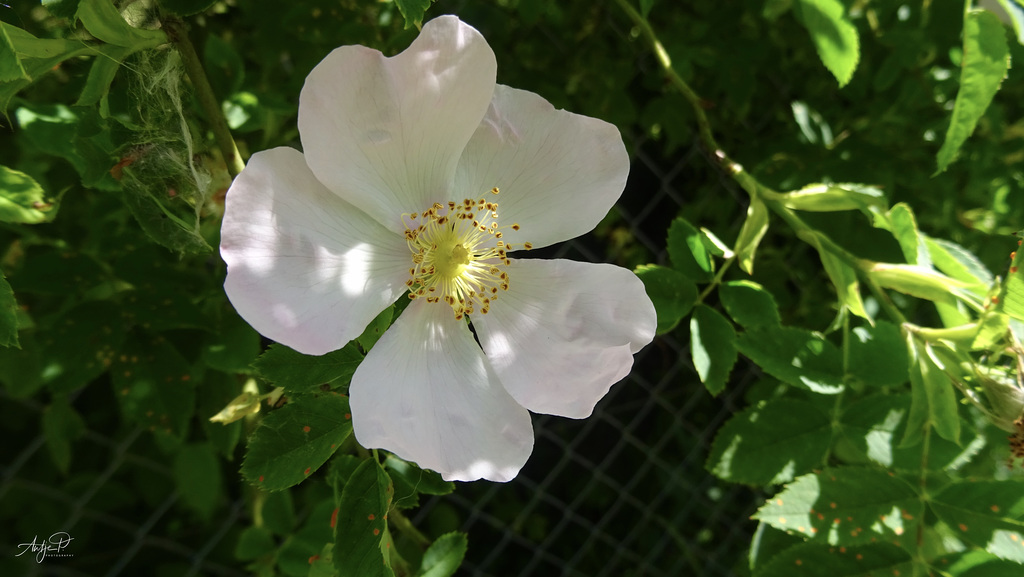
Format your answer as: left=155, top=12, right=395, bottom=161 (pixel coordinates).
left=335, top=459, right=395, bottom=577
left=805, top=231, right=868, bottom=320
left=395, top=0, right=433, bottom=29
left=936, top=550, right=1024, bottom=577
left=935, top=10, right=1010, bottom=173
left=931, top=480, right=1024, bottom=563
left=754, top=468, right=921, bottom=546
left=0, top=165, right=58, bottom=224
left=848, top=320, right=908, bottom=387
left=76, top=0, right=166, bottom=48
left=736, top=326, right=845, bottom=394
left=253, top=343, right=363, bottom=395
left=795, top=0, right=860, bottom=87
left=241, top=393, right=351, bottom=491
left=419, top=532, right=468, bottom=577
left=1002, top=239, right=1024, bottom=322
left=385, top=454, right=453, bottom=507
left=927, top=236, right=994, bottom=290
left=889, top=203, right=930, bottom=267
left=707, top=398, right=830, bottom=485
left=667, top=216, right=713, bottom=282
left=749, top=522, right=804, bottom=573
left=0, top=23, right=28, bottom=82
left=755, top=542, right=913, bottom=577
left=0, top=270, right=18, bottom=348
left=173, top=443, right=222, bottom=521
left=902, top=338, right=961, bottom=446
left=41, top=396, right=85, bottom=475
left=634, top=264, right=698, bottom=334
left=690, top=305, right=737, bottom=396
left=15, top=104, right=120, bottom=191
left=720, top=281, right=780, bottom=328
left=735, top=195, right=770, bottom=274
left=111, top=330, right=196, bottom=436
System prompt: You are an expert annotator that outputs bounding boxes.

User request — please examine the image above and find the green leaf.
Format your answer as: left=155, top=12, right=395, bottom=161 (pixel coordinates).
left=936, top=550, right=1024, bottom=577
left=41, top=0, right=81, bottom=18
left=778, top=183, right=886, bottom=214
left=385, top=454, right=453, bottom=507
left=43, top=301, right=126, bottom=394
left=75, top=45, right=133, bottom=111
left=690, top=305, right=737, bottom=396
left=805, top=231, right=868, bottom=320
left=234, top=526, right=275, bottom=561
left=707, top=398, right=831, bottom=485
left=927, top=236, right=994, bottom=290
left=0, top=165, right=58, bottom=224
left=240, top=393, right=352, bottom=491
left=755, top=542, right=913, bottom=577
left=634, top=264, right=698, bottom=334
left=0, top=23, right=29, bottom=82
left=930, top=480, right=1024, bottom=563
left=173, top=443, right=222, bottom=521
left=76, top=0, right=166, bottom=48
left=667, top=216, right=713, bottom=282
left=253, top=343, right=364, bottom=395
left=395, top=0, right=434, bottom=30
left=720, top=280, right=781, bottom=328
left=201, top=314, right=261, bottom=373
left=15, top=104, right=120, bottom=191
left=41, top=396, right=85, bottom=475
left=889, top=203, right=930, bottom=267
left=122, top=182, right=213, bottom=254
left=794, top=0, right=860, bottom=87
left=736, top=326, right=845, bottom=394
left=754, top=468, right=920, bottom=546
left=847, top=321, right=908, bottom=387
left=357, top=305, right=394, bottom=352
left=111, top=330, right=196, bottom=436
left=158, top=0, right=218, bottom=17
left=0, top=270, right=18, bottom=348
left=935, top=9, right=1010, bottom=173
left=419, top=532, right=468, bottom=577
left=1002, top=238, right=1024, bottom=322
left=735, top=195, right=770, bottom=274
left=902, top=338, right=960, bottom=447
left=334, top=459, right=396, bottom=577
left=749, top=522, right=804, bottom=573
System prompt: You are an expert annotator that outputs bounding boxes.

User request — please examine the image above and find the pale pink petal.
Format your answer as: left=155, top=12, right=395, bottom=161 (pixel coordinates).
left=350, top=300, right=534, bottom=482
left=472, top=259, right=656, bottom=419
left=298, top=15, right=497, bottom=232
left=453, top=85, right=630, bottom=249
left=221, top=147, right=411, bottom=356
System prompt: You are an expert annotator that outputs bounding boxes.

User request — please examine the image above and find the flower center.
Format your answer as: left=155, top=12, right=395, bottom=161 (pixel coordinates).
left=402, top=188, right=531, bottom=320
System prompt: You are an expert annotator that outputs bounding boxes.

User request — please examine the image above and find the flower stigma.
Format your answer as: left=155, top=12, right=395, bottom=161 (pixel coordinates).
left=402, top=187, right=532, bottom=320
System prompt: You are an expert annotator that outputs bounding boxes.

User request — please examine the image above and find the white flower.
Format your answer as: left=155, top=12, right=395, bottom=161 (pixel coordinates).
left=220, top=15, right=656, bottom=482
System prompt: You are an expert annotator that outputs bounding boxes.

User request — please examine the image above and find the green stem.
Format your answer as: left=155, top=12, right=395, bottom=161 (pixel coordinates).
left=162, top=16, right=245, bottom=178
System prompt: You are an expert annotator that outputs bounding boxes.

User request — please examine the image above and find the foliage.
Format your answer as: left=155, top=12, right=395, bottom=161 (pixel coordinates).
left=2, top=0, right=1023, bottom=576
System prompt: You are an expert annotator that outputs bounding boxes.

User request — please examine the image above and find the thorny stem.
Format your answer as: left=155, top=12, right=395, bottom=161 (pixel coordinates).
left=162, top=16, right=245, bottom=178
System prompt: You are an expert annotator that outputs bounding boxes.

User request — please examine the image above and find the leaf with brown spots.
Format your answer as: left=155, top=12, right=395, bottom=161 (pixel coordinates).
left=334, top=458, right=395, bottom=577
left=930, top=480, right=1024, bottom=564
left=240, top=393, right=352, bottom=491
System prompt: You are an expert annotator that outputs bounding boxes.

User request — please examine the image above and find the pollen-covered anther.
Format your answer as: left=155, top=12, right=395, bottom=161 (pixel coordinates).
left=401, top=188, right=529, bottom=319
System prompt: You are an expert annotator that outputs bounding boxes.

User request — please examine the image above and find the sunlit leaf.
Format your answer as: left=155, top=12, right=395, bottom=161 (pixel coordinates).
left=719, top=280, right=780, bottom=328
left=668, top=216, right=713, bottom=282
left=794, top=0, right=860, bottom=87
left=707, top=398, right=831, bottom=485
left=931, top=480, right=1024, bottom=563
left=395, top=0, right=434, bottom=29
left=755, top=541, right=913, bottom=577
left=76, top=0, right=166, bottom=48
left=736, top=325, right=845, bottom=394
left=735, top=195, right=769, bottom=274
left=0, top=23, right=28, bottom=82
left=253, top=343, right=364, bottom=395
left=935, top=9, right=1010, bottom=173
left=420, top=532, right=468, bottom=577
left=690, top=305, right=737, bottom=396
left=0, top=165, right=58, bottom=224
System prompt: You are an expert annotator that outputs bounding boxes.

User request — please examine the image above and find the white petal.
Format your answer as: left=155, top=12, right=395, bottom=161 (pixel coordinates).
left=454, top=85, right=630, bottom=249
left=350, top=300, right=534, bottom=482
left=220, top=147, right=411, bottom=356
left=298, top=15, right=497, bottom=232
left=472, top=259, right=656, bottom=419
